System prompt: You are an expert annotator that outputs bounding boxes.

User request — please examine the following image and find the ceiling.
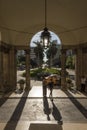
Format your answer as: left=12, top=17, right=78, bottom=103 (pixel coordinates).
left=0, top=0, right=87, bottom=46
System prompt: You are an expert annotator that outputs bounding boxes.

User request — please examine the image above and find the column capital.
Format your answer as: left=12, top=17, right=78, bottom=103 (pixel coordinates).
left=25, top=49, right=30, bottom=54
left=61, top=48, right=67, bottom=54
left=14, top=49, right=17, bottom=54
left=0, top=45, right=3, bottom=52
left=0, top=45, right=9, bottom=53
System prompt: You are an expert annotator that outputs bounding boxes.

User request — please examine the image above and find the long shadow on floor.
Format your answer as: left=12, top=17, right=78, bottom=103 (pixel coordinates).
left=64, top=90, right=87, bottom=119
left=43, top=97, right=51, bottom=120
left=51, top=100, right=63, bottom=125
left=43, top=96, right=63, bottom=125
left=4, top=90, right=29, bottom=130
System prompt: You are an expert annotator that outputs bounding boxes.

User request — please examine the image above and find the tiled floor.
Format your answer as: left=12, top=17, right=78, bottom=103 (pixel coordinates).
left=0, top=86, right=87, bottom=130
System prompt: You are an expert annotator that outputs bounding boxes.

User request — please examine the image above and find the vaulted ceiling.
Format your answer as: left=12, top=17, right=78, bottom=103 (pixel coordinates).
left=0, top=0, right=87, bottom=46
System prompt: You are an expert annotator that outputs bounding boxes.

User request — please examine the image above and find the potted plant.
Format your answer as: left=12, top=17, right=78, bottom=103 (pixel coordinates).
left=18, top=79, right=25, bottom=90
left=66, top=78, right=72, bottom=89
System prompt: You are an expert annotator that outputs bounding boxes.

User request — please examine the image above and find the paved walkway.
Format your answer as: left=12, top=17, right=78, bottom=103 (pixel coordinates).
left=0, top=86, right=87, bottom=130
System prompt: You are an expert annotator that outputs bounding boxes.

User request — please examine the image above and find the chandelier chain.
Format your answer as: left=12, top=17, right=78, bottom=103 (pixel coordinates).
left=45, top=0, right=47, bottom=27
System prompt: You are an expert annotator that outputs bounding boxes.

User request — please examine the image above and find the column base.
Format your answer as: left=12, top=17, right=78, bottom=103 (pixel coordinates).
left=0, top=87, right=12, bottom=93
left=0, top=87, right=5, bottom=93
left=61, top=85, right=67, bottom=91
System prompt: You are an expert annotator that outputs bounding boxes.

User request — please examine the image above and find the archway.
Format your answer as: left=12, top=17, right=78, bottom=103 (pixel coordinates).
left=30, top=30, right=62, bottom=89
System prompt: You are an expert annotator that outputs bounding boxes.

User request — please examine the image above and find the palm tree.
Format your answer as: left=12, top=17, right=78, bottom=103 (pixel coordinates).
left=46, top=41, right=58, bottom=67
left=33, top=41, right=44, bottom=67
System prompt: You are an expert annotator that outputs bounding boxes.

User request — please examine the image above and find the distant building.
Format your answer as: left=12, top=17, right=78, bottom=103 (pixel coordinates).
left=17, top=50, right=25, bottom=57
left=30, top=47, right=36, bottom=59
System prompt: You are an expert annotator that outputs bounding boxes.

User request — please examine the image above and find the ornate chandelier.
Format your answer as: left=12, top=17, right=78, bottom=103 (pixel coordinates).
left=41, top=0, right=51, bottom=48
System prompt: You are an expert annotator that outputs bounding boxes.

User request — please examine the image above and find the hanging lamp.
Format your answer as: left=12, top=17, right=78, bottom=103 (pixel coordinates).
left=41, top=0, right=51, bottom=48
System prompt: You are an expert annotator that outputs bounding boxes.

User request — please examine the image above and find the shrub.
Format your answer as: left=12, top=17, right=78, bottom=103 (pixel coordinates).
left=21, top=68, right=69, bottom=81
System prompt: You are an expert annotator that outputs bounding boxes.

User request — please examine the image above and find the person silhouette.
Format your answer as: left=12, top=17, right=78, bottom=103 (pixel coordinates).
left=48, top=78, right=54, bottom=99
left=42, top=77, right=47, bottom=97
left=81, top=76, right=86, bottom=92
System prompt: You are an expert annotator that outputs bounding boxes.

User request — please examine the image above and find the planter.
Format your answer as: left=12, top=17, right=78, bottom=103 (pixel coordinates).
left=18, top=79, right=25, bottom=91
left=19, top=83, right=24, bottom=90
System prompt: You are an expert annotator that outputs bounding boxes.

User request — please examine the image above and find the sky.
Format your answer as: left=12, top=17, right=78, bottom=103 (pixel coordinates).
left=30, top=31, right=61, bottom=47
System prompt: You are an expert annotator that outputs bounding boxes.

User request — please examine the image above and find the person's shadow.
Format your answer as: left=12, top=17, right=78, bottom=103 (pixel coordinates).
left=52, top=101, right=63, bottom=125
left=43, top=97, right=51, bottom=120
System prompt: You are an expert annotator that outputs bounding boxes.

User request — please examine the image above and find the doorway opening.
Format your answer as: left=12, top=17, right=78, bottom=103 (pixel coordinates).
left=30, top=30, right=61, bottom=89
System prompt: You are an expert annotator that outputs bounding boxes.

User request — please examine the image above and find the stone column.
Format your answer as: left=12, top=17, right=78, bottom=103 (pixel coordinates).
left=3, top=48, right=9, bottom=79
left=9, top=47, right=17, bottom=90
left=0, top=46, right=4, bottom=91
left=25, top=49, right=30, bottom=91
left=83, top=49, right=87, bottom=92
left=61, top=49, right=67, bottom=90
left=75, top=47, right=83, bottom=90
left=82, top=48, right=87, bottom=77
left=2, top=48, right=11, bottom=92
